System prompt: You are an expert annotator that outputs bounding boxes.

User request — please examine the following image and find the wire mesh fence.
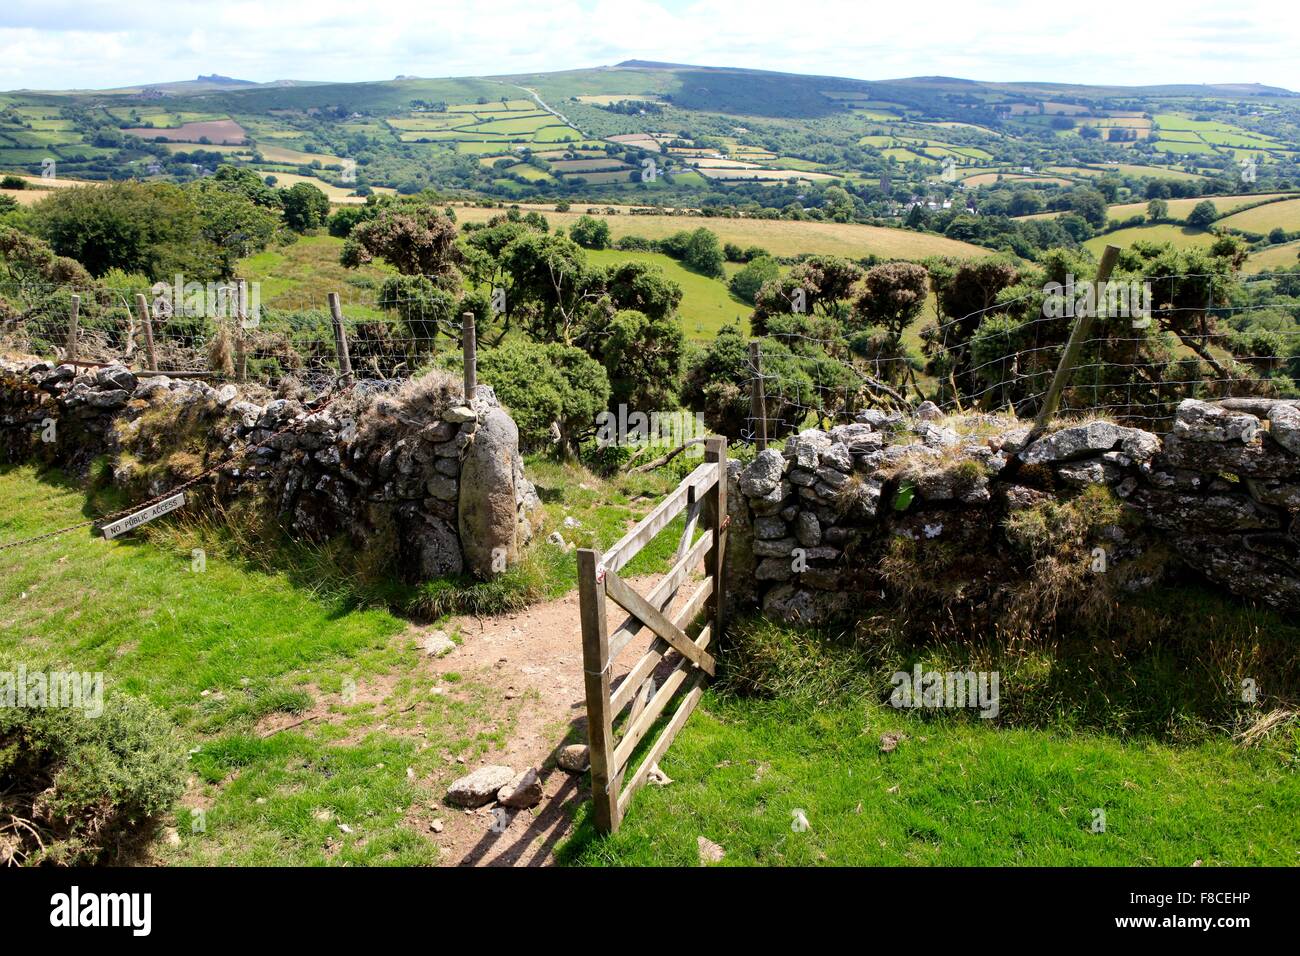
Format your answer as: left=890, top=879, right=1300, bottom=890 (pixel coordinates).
left=5, top=267, right=1300, bottom=439
left=745, top=269, right=1300, bottom=440
left=0, top=276, right=473, bottom=392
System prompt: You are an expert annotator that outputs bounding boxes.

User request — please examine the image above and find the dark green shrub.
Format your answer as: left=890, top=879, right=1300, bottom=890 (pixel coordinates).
left=0, top=694, right=186, bottom=865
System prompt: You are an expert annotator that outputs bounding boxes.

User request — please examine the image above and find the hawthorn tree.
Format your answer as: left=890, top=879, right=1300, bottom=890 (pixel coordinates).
left=341, top=201, right=461, bottom=280
left=281, top=182, right=331, bottom=233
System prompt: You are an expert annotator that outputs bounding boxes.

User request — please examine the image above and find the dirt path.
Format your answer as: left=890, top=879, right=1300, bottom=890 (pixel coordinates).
left=416, top=574, right=700, bottom=866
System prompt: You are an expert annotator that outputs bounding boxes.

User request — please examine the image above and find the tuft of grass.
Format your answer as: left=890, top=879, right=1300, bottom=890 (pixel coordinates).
left=404, top=544, right=566, bottom=619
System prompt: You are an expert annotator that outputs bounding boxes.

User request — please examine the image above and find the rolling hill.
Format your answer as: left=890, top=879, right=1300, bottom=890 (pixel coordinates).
left=3, top=61, right=1300, bottom=268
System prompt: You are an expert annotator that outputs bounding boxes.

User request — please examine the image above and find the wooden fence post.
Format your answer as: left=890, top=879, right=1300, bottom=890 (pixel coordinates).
left=326, top=292, right=354, bottom=384
left=462, top=311, right=477, bottom=402
left=749, top=341, right=767, bottom=450
left=65, top=294, right=80, bottom=364
left=234, top=279, right=248, bottom=383
left=577, top=547, right=619, bottom=834
left=705, top=436, right=728, bottom=639
left=1031, top=244, right=1121, bottom=436
left=134, top=293, right=157, bottom=372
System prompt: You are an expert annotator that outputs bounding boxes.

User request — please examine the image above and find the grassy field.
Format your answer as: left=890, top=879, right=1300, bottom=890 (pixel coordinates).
left=236, top=236, right=750, bottom=339
left=0, top=173, right=99, bottom=207
left=232, top=232, right=922, bottom=343
left=1105, top=193, right=1295, bottom=223
left=0, top=464, right=434, bottom=865
left=1246, top=240, right=1300, bottom=273
left=0, top=454, right=688, bottom=865
left=1017, top=192, right=1292, bottom=224
left=1085, top=223, right=1215, bottom=255
left=238, top=234, right=394, bottom=314
left=561, top=689, right=1299, bottom=865
left=453, top=207, right=988, bottom=260
left=1217, top=197, right=1300, bottom=234
left=265, top=172, right=392, bottom=203
left=586, top=249, right=750, bottom=339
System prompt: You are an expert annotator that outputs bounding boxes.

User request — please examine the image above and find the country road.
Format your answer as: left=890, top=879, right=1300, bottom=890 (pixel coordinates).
left=495, top=80, right=583, bottom=137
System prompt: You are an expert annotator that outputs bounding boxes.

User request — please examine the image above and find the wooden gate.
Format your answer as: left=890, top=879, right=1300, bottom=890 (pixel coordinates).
left=577, top=436, right=728, bottom=833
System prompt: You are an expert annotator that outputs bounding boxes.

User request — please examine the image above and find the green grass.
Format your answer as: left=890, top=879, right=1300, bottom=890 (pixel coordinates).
left=1085, top=223, right=1215, bottom=255
left=0, top=466, right=404, bottom=710
left=561, top=692, right=1300, bottom=865
left=0, top=463, right=511, bottom=865
left=586, top=249, right=750, bottom=339
left=1246, top=239, right=1300, bottom=272
left=239, top=234, right=394, bottom=314
left=1218, top=197, right=1300, bottom=234
left=0, top=449, right=708, bottom=865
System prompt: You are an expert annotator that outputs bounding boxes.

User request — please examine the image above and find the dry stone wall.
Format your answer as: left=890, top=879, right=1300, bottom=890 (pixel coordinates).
left=0, top=358, right=542, bottom=580
left=726, top=398, right=1300, bottom=624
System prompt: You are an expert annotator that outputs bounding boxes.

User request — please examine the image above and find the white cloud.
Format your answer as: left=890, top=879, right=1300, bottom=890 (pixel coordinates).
left=0, top=0, right=1295, bottom=91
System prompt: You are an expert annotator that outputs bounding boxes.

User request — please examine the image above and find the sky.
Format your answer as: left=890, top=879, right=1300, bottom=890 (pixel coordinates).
left=1, top=0, right=1298, bottom=92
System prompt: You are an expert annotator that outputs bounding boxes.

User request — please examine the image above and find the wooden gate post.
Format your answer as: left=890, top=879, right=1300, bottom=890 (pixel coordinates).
left=577, top=547, right=620, bottom=833
left=134, top=294, right=157, bottom=372
left=705, top=437, right=728, bottom=638
left=65, top=294, right=81, bottom=364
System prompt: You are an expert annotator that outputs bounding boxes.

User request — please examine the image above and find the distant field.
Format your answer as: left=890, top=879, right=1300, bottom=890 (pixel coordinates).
left=1018, top=193, right=1294, bottom=224
left=1084, top=223, right=1214, bottom=255
left=1108, top=193, right=1295, bottom=222
left=586, top=249, right=750, bottom=339
left=237, top=235, right=393, bottom=313
left=1063, top=163, right=1207, bottom=182
left=550, top=158, right=630, bottom=173
left=121, top=119, right=248, bottom=145
left=257, top=144, right=347, bottom=166
left=1245, top=240, right=1300, bottom=273
left=575, top=94, right=666, bottom=106
left=0, top=173, right=98, bottom=205
left=266, top=172, right=394, bottom=203
left=699, top=168, right=838, bottom=182
left=962, top=173, right=1070, bottom=187
left=452, top=207, right=989, bottom=260
left=158, top=142, right=250, bottom=156
left=565, top=170, right=634, bottom=184
left=1217, top=197, right=1300, bottom=234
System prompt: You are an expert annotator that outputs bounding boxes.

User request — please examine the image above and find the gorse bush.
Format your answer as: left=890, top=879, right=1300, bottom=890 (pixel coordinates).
left=0, top=693, right=187, bottom=865
left=453, top=340, right=610, bottom=454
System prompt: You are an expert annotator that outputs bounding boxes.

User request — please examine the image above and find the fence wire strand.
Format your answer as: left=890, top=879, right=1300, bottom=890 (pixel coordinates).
left=746, top=270, right=1300, bottom=438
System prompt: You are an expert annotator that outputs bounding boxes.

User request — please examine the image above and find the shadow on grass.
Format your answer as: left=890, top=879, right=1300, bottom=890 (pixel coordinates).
left=716, top=577, right=1300, bottom=745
